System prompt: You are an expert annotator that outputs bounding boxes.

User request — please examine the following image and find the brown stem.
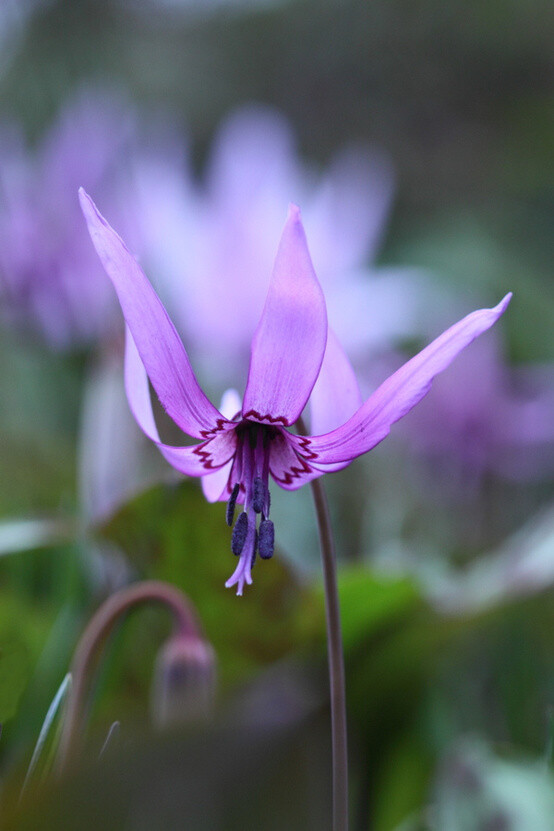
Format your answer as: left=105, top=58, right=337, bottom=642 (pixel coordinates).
left=297, top=418, right=349, bottom=830
left=56, top=580, right=200, bottom=773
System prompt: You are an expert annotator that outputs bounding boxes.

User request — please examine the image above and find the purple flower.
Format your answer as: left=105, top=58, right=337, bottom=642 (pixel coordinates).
left=0, top=88, right=138, bottom=349
left=135, top=106, right=431, bottom=389
left=80, top=188, right=511, bottom=595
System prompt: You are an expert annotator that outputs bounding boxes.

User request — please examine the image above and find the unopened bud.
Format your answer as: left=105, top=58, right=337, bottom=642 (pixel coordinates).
left=151, top=634, right=216, bottom=729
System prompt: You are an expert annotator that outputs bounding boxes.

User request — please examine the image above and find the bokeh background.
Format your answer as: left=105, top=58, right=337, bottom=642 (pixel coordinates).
left=0, top=0, right=553, bottom=828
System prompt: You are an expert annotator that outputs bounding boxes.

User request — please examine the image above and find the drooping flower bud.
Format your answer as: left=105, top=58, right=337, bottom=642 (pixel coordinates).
left=151, top=634, right=216, bottom=729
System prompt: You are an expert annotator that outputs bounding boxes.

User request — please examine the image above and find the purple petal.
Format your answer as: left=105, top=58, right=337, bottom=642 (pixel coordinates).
left=201, top=461, right=234, bottom=503
left=124, top=327, right=236, bottom=476
left=269, top=431, right=321, bottom=491
left=303, top=294, right=512, bottom=464
left=217, top=388, right=243, bottom=422
left=80, top=188, right=222, bottom=440
left=242, top=204, right=327, bottom=426
left=200, top=389, right=242, bottom=503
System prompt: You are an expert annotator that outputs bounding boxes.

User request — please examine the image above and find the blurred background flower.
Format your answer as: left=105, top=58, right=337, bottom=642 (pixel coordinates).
left=0, top=87, right=142, bottom=349
left=134, top=104, right=435, bottom=394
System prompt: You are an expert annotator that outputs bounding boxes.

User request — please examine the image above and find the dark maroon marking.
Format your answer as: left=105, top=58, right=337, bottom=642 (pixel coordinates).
left=241, top=410, right=289, bottom=427
left=199, top=418, right=235, bottom=440
left=271, top=451, right=314, bottom=486
left=191, top=439, right=234, bottom=471
left=292, top=434, right=319, bottom=462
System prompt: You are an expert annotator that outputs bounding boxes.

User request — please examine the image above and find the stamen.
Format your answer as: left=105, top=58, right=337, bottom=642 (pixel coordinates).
left=231, top=512, right=248, bottom=555
left=226, top=421, right=279, bottom=588
left=226, top=483, right=240, bottom=527
left=252, top=477, right=265, bottom=514
left=258, top=519, right=275, bottom=559
left=251, top=528, right=259, bottom=569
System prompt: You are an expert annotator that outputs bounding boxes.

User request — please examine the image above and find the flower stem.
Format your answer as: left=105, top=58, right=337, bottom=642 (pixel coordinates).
left=310, top=474, right=349, bottom=831
left=56, top=580, right=201, bottom=774
left=296, top=414, right=348, bottom=830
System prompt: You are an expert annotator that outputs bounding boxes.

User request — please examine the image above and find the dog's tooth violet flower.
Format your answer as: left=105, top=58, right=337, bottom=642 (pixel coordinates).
left=80, top=188, right=511, bottom=595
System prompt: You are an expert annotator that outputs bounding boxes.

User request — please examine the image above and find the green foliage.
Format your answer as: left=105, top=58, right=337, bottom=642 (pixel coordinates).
left=336, top=568, right=421, bottom=653
left=0, top=591, right=58, bottom=723
left=101, top=481, right=310, bottom=688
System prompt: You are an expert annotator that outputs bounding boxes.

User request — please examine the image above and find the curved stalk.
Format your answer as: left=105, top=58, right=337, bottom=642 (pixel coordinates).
left=56, top=580, right=201, bottom=774
left=298, top=418, right=349, bottom=831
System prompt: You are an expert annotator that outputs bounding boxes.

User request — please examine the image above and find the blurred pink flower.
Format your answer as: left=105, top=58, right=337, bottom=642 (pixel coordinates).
left=0, top=88, right=138, bottom=349
left=134, top=105, right=433, bottom=394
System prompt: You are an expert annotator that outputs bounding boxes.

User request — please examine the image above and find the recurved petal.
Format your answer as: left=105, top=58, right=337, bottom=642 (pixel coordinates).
left=80, top=188, right=222, bottom=440
left=242, top=204, right=327, bottom=426
left=201, top=461, right=234, bottom=503
left=304, top=294, right=512, bottom=464
left=268, top=431, right=321, bottom=491
left=124, top=327, right=236, bottom=477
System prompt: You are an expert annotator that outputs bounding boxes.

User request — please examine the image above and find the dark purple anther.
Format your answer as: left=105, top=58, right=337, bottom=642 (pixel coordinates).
left=231, top=512, right=248, bottom=555
left=226, top=483, right=240, bottom=527
left=252, top=477, right=265, bottom=514
left=258, top=519, right=274, bottom=559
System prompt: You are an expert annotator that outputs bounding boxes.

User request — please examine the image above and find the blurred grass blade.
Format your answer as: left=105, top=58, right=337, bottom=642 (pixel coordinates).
left=0, top=519, right=75, bottom=556
left=20, top=673, right=72, bottom=799
left=99, top=721, right=120, bottom=760
left=545, top=708, right=554, bottom=772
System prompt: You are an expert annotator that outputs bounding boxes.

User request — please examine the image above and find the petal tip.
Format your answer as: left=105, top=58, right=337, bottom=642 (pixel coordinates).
left=499, top=291, right=513, bottom=312
left=491, top=292, right=512, bottom=320
left=286, top=202, right=302, bottom=223
left=78, top=187, right=101, bottom=224
left=78, top=186, right=91, bottom=207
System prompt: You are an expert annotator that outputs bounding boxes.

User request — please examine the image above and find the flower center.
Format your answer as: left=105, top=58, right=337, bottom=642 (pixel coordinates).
left=224, top=422, right=276, bottom=594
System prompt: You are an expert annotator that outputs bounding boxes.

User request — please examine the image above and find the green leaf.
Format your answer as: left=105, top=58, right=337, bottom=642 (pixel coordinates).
left=0, top=592, right=58, bottom=723
left=100, top=481, right=309, bottom=687
left=337, top=567, right=421, bottom=653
